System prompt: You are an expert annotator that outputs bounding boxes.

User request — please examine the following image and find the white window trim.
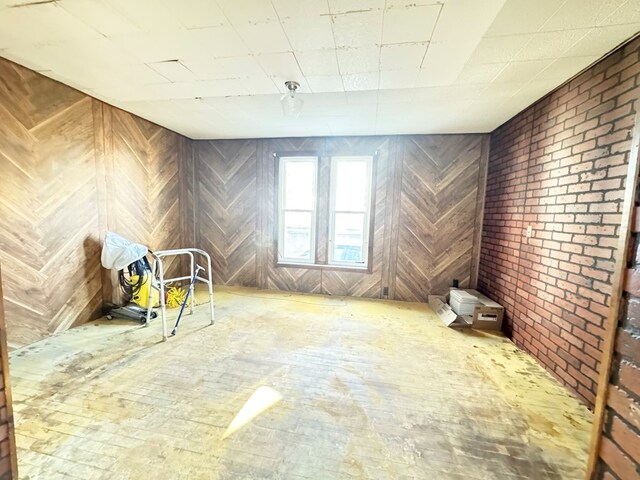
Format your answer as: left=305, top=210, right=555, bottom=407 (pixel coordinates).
left=328, top=155, right=373, bottom=269
left=277, top=156, right=318, bottom=265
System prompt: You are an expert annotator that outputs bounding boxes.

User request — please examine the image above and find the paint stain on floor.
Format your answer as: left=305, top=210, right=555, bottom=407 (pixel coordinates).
left=10, top=286, right=592, bottom=479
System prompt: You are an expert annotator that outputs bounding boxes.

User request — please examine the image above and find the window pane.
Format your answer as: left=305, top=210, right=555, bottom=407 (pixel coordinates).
left=333, top=213, right=365, bottom=263
left=283, top=211, right=312, bottom=260
left=335, top=160, right=368, bottom=211
left=285, top=161, right=315, bottom=210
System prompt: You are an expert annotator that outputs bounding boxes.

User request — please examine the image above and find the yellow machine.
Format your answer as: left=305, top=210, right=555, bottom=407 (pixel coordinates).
left=130, top=273, right=159, bottom=308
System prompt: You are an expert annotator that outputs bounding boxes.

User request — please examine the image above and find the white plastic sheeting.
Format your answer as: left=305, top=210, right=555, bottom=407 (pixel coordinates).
left=101, top=231, right=148, bottom=271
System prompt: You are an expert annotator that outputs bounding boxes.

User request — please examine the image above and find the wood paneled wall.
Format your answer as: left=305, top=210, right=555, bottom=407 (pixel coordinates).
left=0, top=56, right=189, bottom=348
left=0, top=266, right=18, bottom=478
left=192, top=134, right=489, bottom=301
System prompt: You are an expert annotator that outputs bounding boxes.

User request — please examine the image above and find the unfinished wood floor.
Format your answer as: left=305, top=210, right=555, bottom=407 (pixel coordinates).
left=10, top=286, right=592, bottom=480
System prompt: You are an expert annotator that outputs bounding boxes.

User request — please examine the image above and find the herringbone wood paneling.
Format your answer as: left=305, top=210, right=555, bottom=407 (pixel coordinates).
left=0, top=59, right=102, bottom=348
left=195, top=140, right=258, bottom=286
left=394, top=135, right=485, bottom=302
left=321, top=136, right=392, bottom=298
left=107, top=106, right=183, bottom=279
left=0, top=56, right=190, bottom=348
left=264, top=137, right=325, bottom=293
left=194, top=134, right=487, bottom=300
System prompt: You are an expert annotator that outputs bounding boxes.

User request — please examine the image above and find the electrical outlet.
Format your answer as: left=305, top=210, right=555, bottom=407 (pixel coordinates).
left=526, top=225, right=533, bottom=238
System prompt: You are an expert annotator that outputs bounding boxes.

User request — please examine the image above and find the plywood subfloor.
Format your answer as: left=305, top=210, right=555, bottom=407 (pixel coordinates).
left=10, top=286, right=592, bottom=479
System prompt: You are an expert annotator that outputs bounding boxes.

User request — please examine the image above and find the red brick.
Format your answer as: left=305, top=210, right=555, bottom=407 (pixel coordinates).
left=599, top=437, right=639, bottom=480
left=610, top=415, right=640, bottom=464
left=618, top=361, right=640, bottom=398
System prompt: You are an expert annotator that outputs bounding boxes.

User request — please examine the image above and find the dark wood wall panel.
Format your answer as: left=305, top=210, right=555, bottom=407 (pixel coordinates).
left=263, top=137, right=326, bottom=293
left=395, top=135, right=486, bottom=302
left=195, top=140, right=258, bottom=286
left=321, top=136, right=393, bottom=298
left=0, top=56, right=190, bottom=348
left=193, top=134, right=489, bottom=301
left=105, top=106, right=184, bottom=279
left=0, top=59, right=102, bottom=348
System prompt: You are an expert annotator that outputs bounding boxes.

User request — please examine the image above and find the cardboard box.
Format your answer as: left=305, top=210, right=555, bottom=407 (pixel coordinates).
left=428, top=290, right=504, bottom=331
left=466, top=290, right=504, bottom=331
left=428, top=295, right=472, bottom=329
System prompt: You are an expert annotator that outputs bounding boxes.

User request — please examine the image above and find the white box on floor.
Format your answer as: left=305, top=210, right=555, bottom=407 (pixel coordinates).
left=449, top=289, right=481, bottom=316
left=429, top=290, right=504, bottom=331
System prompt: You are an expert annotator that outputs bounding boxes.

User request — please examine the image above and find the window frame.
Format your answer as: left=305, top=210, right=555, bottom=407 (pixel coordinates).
left=276, top=155, right=319, bottom=265
left=274, top=151, right=377, bottom=272
left=327, top=155, right=374, bottom=269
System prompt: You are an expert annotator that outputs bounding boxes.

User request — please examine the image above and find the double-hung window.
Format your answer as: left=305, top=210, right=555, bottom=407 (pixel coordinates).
left=277, top=154, right=374, bottom=269
left=328, top=156, right=373, bottom=267
left=277, top=156, right=318, bottom=264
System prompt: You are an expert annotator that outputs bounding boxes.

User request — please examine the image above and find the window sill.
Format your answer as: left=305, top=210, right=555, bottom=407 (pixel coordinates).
left=276, top=262, right=371, bottom=274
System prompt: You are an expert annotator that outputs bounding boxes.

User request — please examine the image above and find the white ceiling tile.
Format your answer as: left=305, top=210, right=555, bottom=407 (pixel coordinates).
left=377, top=88, right=416, bottom=103
left=512, top=29, right=591, bottom=61
left=328, top=0, right=385, bottom=14
left=342, top=72, right=379, bottom=91
left=191, top=27, right=251, bottom=58
left=533, top=55, right=600, bottom=81
left=332, top=10, right=383, bottom=48
left=226, top=94, right=279, bottom=110
left=305, top=75, right=344, bottom=93
left=380, top=43, right=428, bottom=71
left=301, top=91, right=347, bottom=107
left=60, top=0, right=140, bottom=37
left=239, top=76, right=280, bottom=95
left=0, top=3, right=104, bottom=48
left=484, top=0, right=562, bottom=37
left=295, top=50, right=339, bottom=76
left=235, top=21, right=291, bottom=55
left=148, top=60, right=195, bottom=82
left=563, top=24, right=640, bottom=57
left=255, top=52, right=302, bottom=78
left=105, top=0, right=183, bottom=32
left=492, top=59, right=554, bottom=84
left=59, top=38, right=142, bottom=66
left=601, top=0, right=640, bottom=25
left=385, top=0, right=445, bottom=6
left=216, top=0, right=279, bottom=25
left=379, top=69, right=418, bottom=89
left=125, top=64, right=174, bottom=85
left=466, top=34, right=534, bottom=65
left=345, top=90, right=379, bottom=105
left=210, top=56, right=267, bottom=79
left=541, top=0, right=627, bottom=31
left=455, top=63, right=507, bottom=85
left=282, top=16, right=335, bottom=51
left=420, top=0, right=507, bottom=86
left=164, top=0, right=228, bottom=29
left=272, top=0, right=330, bottom=18
left=382, top=4, right=441, bottom=44
left=153, top=79, right=250, bottom=99
left=111, top=31, right=199, bottom=63
left=336, top=46, right=380, bottom=74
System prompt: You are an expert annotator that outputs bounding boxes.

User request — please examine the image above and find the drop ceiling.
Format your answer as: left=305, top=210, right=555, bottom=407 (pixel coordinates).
left=0, top=0, right=638, bottom=139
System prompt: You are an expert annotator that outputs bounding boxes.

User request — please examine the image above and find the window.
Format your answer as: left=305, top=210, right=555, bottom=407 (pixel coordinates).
left=277, top=154, right=374, bottom=269
left=329, top=156, right=373, bottom=267
left=277, top=156, right=318, bottom=264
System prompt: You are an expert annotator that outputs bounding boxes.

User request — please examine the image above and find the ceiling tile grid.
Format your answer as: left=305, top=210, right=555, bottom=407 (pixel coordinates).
left=0, top=0, right=637, bottom=138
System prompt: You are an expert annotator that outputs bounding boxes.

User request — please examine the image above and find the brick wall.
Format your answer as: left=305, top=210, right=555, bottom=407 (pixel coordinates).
left=596, top=224, right=640, bottom=478
left=478, top=36, right=640, bottom=408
